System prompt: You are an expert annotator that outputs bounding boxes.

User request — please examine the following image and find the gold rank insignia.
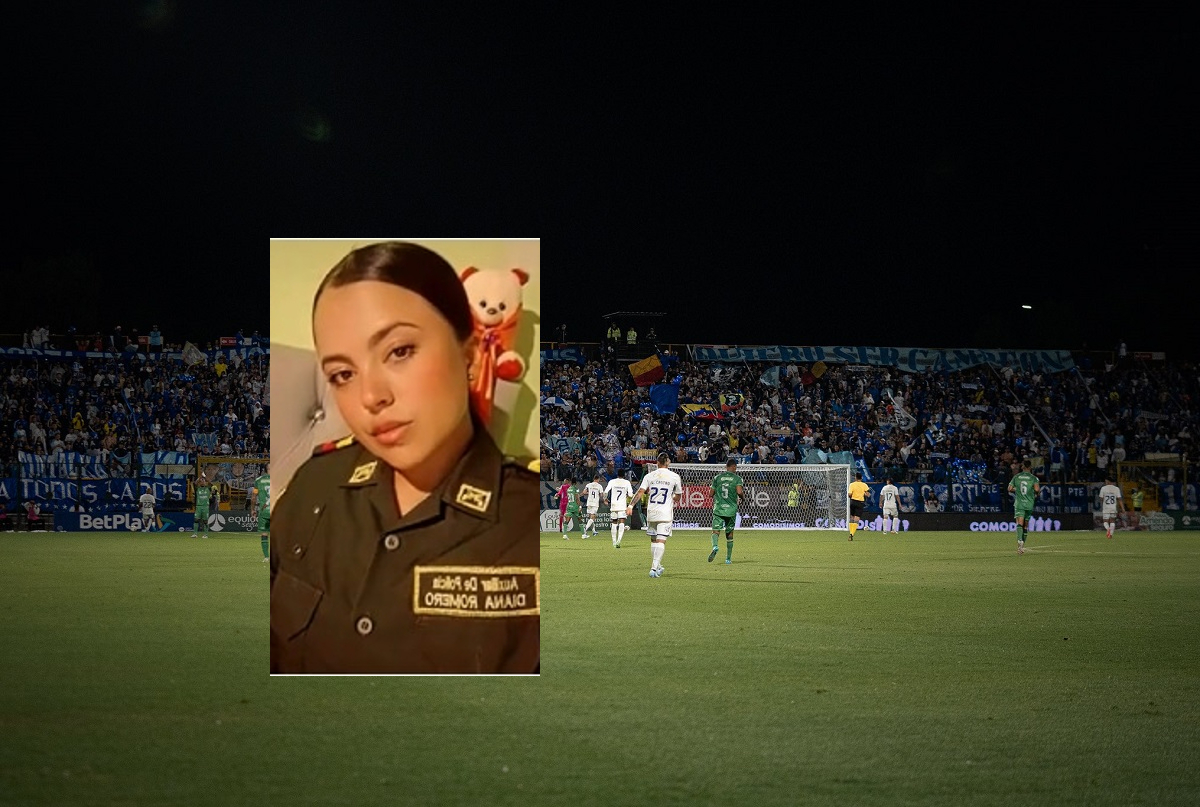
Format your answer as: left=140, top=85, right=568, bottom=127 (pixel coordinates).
left=455, top=483, right=492, bottom=513
left=347, top=461, right=377, bottom=484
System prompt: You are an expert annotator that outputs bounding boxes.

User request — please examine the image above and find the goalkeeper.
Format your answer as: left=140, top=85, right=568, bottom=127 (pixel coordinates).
left=252, top=472, right=271, bottom=563
left=709, top=459, right=744, bottom=564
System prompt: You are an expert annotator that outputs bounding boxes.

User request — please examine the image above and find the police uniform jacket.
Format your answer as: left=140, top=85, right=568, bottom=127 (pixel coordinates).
left=270, top=422, right=540, bottom=674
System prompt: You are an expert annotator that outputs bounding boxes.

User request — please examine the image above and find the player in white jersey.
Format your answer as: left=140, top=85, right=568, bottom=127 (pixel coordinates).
left=581, top=475, right=604, bottom=539
left=138, top=490, right=157, bottom=532
left=626, top=452, right=682, bottom=578
left=879, top=478, right=900, bottom=533
left=1098, top=475, right=1126, bottom=539
left=603, top=473, right=634, bottom=548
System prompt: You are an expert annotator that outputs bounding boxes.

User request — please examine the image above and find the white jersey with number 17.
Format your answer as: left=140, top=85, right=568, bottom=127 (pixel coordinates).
left=604, top=477, right=633, bottom=514
left=638, top=467, right=683, bottom=523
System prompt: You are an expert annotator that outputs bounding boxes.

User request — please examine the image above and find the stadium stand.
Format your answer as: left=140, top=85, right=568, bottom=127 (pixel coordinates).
left=541, top=344, right=1197, bottom=517
left=1, top=327, right=268, bottom=528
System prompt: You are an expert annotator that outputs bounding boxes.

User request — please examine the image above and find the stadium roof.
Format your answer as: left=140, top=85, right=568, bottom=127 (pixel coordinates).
left=601, top=312, right=667, bottom=319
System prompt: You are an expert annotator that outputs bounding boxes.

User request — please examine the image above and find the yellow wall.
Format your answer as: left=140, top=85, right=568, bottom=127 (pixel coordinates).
left=269, top=239, right=540, bottom=460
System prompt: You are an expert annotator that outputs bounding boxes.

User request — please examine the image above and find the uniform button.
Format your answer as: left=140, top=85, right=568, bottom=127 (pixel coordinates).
left=312, top=505, right=322, bottom=515
left=356, top=616, right=374, bottom=636
left=291, top=544, right=304, bottom=557
left=383, top=533, right=400, bottom=551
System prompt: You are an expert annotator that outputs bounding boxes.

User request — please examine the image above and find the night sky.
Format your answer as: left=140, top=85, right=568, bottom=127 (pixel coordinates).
left=540, top=16, right=1196, bottom=361
left=10, top=8, right=1194, bottom=360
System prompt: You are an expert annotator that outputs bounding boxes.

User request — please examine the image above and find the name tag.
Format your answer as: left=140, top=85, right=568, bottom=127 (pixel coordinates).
left=412, top=566, right=540, bottom=618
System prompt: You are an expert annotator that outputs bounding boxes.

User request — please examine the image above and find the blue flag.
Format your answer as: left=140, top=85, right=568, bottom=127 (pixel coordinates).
left=760, top=366, right=780, bottom=387
left=649, top=381, right=681, bottom=415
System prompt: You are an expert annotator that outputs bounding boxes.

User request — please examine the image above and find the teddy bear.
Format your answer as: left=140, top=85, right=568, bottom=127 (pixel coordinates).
left=460, top=266, right=530, bottom=425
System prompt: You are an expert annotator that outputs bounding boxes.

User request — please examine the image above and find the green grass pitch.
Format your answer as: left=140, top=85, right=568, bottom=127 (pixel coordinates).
left=1, top=529, right=1198, bottom=806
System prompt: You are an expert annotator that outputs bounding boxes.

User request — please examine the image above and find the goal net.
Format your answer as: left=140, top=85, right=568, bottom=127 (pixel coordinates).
left=669, top=463, right=851, bottom=530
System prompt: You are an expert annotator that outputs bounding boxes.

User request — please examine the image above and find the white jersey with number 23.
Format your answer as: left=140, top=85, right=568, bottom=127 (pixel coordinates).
left=638, top=467, right=683, bottom=523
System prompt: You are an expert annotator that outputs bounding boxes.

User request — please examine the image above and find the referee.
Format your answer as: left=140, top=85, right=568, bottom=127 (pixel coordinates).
left=848, top=471, right=870, bottom=540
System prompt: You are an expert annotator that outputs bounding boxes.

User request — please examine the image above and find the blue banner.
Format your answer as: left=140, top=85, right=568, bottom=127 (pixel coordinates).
left=1158, top=482, right=1199, bottom=511
left=0, top=346, right=269, bottom=362
left=859, top=482, right=1092, bottom=514
left=540, top=347, right=587, bottom=364
left=688, top=345, right=1075, bottom=373
left=4, top=478, right=189, bottom=513
left=53, top=511, right=198, bottom=532
left=543, top=436, right=584, bottom=457
left=19, top=450, right=192, bottom=479
left=648, top=381, right=680, bottom=415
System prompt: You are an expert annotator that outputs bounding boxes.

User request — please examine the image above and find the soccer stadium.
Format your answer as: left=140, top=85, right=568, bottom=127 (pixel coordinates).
left=539, top=327, right=1199, bottom=804
left=3, top=326, right=269, bottom=538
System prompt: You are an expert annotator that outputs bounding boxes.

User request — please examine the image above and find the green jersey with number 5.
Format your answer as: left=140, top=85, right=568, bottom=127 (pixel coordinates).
left=712, top=471, right=743, bottom=518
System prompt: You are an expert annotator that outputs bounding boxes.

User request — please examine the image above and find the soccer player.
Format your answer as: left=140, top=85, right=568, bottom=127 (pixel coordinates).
left=192, top=475, right=213, bottom=538
left=1008, top=459, right=1041, bottom=554
left=252, top=471, right=271, bottom=562
left=847, top=471, right=869, bottom=540
left=787, top=481, right=800, bottom=510
left=626, top=452, right=682, bottom=578
left=603, top=472, right=634, bottom=548
left=554, top=476, right=572, bottom=537
left=581, top=475, right=604, bottom=539
left=1098, top=474, right=1126, bottom=540
left=880, top=477, right=900, bottom=534
left=138, top=488, right=157, bottom=533
left=710, top=459, right=743, bottom=563
left=558, top=476, right=583, bottom=540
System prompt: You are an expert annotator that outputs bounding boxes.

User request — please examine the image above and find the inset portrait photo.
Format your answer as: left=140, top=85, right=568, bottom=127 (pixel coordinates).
left=269, top=238, right=540, bottom=675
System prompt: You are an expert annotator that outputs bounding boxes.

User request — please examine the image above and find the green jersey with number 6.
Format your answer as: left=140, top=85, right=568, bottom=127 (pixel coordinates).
left=711, top=471, right=743, bottom=518
left=1010, top=471, right=1039, bottom=511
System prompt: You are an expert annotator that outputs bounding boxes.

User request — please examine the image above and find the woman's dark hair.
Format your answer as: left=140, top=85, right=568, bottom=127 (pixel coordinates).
left=314, top=241, right=473, bottom=341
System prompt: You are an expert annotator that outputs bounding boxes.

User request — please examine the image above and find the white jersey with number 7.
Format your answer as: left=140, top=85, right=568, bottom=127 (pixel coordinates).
left=638, top=468, right=683, bottom=523
left=604, top=477, right=633, bottom=514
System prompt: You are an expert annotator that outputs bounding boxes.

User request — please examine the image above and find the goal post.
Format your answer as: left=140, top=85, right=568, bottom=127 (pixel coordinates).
left=669, top=463, right=852, bottom=530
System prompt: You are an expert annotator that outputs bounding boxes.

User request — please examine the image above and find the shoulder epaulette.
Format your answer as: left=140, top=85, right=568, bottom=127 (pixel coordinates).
left=313, top=435, right=356, bottom=457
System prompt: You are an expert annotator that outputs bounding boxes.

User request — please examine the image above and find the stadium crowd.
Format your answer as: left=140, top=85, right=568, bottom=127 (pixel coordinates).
left=540, top=348, right=1198, bottom=494
left=1, top=326, right=269, bottom=516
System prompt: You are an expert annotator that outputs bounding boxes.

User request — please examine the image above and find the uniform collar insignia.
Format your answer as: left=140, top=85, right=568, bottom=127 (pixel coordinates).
left=347, top=461, right=378, bottom=485
left=441, top=417, right=504, bottom=519
left=454, top=484, right=492, bottom=513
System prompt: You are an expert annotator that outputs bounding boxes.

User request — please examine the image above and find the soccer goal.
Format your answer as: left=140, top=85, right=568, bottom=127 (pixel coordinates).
left=669, top=463, right=851, bottom=530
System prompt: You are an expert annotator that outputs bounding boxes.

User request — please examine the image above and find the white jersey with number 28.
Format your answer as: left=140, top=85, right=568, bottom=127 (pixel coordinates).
left=638, top=467, right=683, bottom=523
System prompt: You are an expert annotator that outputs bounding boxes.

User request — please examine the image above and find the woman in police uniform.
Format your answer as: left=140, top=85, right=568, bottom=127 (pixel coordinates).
left=269, top=241, right=539, bottom=674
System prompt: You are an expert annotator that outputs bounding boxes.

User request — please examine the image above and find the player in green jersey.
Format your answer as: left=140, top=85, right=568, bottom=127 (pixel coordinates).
left=710, top=459, right=744, bottom=564
left=191, top=475, right=214, bottom=538
left=252, top=472, right=271, bottom=562
left=561, top=477, right=584, bottom=541
left=1008, top=459, right=1041, bottom=554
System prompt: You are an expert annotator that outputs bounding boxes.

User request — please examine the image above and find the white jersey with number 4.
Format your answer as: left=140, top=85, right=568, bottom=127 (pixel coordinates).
left=604, top=477, right=633, bottom=515
left=638, top=467, right=683, bottom=523
left=583, top=482, right=604, bottom=512
left=1099, top=484, right=1122, bottom=515
left=880, top=483, right=899, bottom=515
